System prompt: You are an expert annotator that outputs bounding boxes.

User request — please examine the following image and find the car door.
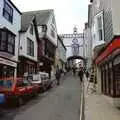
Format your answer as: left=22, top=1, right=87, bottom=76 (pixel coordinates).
left=23, top=79, right=33, bottom=95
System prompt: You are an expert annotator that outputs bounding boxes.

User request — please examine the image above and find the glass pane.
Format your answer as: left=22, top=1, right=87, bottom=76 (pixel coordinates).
left=27, top=38, right=31, bottom=55
left=0, top=42, right=6, bottom=50
left=8, top=44, right=14, bottom=53
left=3, top=11, right=10, bottom=21
left=0, top=31, right=6, bottom=50
left=31, top=41, right=34, bottom=56
left=5, top=2, right=12, bottom=15
left=97, top=16, right=102, bottom=28
left=8, top=34, right=15, bottom=44
left=99, top=29, right=103, bottom=41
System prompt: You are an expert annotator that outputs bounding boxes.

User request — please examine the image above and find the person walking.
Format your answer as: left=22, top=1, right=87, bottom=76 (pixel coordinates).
left=55, top=68, right=61, bottom=85
left=72, top=66, right=76, bottom=76
left=85, top=70, right=89, bottom=81
left=78, top=67, right=84, bottom=82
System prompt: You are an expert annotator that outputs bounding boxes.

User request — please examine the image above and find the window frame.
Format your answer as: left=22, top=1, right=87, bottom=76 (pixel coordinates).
left=95, top=11, right=104, bottom=41
left=29, top=24, right=33, bottom=35
left=0, top=29, right=15, bottom=55
left=27, top=38, right=34, bottom=57
left=3, top=0, right=13, bottom=23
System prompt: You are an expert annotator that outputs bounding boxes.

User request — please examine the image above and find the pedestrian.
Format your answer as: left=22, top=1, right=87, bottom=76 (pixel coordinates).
left=72, top=66, right=76, bottom=76
left=55, top=68, right=61, bottom=85
left=85, top=70, right=89, bottom=81
left=78, top=67, right=84, bottom=82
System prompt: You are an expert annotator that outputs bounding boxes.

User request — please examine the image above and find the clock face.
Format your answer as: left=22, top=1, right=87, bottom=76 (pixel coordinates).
left=72, top=38, right=78, bottom=44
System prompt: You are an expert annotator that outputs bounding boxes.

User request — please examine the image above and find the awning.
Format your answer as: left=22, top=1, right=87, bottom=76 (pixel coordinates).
left=95, top=37, right=120, bottom=64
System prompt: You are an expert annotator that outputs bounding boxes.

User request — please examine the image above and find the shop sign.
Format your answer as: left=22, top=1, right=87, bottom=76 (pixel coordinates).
left=95, top=38, right=120, bottom=64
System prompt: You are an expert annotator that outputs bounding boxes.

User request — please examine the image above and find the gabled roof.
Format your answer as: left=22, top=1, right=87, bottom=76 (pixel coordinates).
left=21, top=9, right=53, bottom=32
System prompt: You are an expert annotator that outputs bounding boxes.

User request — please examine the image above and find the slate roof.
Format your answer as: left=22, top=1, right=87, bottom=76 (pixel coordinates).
left=21, top=9, right=53, bottom=32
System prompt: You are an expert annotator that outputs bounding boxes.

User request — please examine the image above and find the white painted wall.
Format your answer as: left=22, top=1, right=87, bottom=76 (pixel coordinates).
left=46, top=14, right=57, bottom=46
left=91, top=12, right=104, bottom=53
left=84, top=27, right=92, bottom=69
left=0, top=0, right=21, bottom=66
left=19, top=23, right=38, bottom=61
left=58, top=40, right=66, bottom=63
left=111, top=0, right=120, bottom=35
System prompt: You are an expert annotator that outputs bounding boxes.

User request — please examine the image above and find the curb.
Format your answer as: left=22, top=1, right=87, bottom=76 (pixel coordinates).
left=80, top=81, right=85, bottom=120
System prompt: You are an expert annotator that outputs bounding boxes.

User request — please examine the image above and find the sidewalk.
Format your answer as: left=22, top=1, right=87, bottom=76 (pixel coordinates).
left=84, top=78, right=120, bottom=120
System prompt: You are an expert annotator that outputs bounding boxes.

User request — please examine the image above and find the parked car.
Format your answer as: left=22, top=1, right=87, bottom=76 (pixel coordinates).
left=0, top=77, right=39, bottom=107
left=25, top=74, right=44, bottom=92
left=25, top=72, right=53, bottom=92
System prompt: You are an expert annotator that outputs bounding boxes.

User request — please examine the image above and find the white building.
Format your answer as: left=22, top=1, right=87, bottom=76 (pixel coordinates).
left=55, top=35, right=66, bottom=71
left=21, top=10, right=58, bottom=78
left=0, top=0, right=21, bottom=77
left=84, top=24, right=92, bottom=70
left=17, top=16, right=38, bottom=76
left=89, top=0, right=120, bottom=107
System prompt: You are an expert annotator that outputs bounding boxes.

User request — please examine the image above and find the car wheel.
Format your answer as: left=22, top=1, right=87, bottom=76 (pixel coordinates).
left=16, top=97, right=24, bottom=107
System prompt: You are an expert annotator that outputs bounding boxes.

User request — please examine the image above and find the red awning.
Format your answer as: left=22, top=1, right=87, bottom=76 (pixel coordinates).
left=95, top=37, right=120, bottom=64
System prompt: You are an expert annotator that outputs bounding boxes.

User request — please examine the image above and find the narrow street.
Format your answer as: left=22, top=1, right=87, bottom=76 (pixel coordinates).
left=1, top=73, right=82, bottom=120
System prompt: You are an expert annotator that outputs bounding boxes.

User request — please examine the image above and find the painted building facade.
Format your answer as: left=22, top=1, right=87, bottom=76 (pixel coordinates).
left=55, top=35, right=66, bottom=71
left=0, top=0, right=21, bottom=77
left=90, top=0, right=120, bottom=107
left=17, top=16, right=38, bottom=77
left=21, top=10, right=57, bottom=78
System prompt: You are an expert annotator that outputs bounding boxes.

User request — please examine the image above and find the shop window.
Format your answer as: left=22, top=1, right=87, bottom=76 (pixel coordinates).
left=3, top=0, right=13, bottom=23
left=27, top=38, right=34, bottom=57
left=113, top=56, right=120, bottom=97
left=0, top=29, right=15, bottom=55
left=0, top=65, right=14, bottom=77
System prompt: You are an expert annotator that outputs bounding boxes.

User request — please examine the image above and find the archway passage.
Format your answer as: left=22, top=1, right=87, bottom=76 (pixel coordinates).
left=67, top=55, right=85, bottom=61
left=66, top=55, right=87, bottom=72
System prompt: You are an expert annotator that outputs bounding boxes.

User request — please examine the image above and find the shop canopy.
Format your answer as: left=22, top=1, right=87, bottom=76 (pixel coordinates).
left=95, top=37, right=120, bottom=64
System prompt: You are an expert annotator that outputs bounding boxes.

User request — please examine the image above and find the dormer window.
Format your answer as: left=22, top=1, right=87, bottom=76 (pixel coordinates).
left=29, top=24, right=33, bottom=35
left=3, top=0, right=13, bottom=23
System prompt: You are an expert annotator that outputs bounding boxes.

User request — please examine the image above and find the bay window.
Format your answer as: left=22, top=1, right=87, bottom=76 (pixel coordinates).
left=0, top=29, right=15, bottom=55
left=27, top=38, right=34, bottom=57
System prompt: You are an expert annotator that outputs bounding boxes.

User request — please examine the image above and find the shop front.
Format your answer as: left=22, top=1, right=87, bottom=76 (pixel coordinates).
left=95, top=37, right=120, bottom=106
left=17, top=56, right=37, bottom=77
left=0, top=57, right=17, bottom=78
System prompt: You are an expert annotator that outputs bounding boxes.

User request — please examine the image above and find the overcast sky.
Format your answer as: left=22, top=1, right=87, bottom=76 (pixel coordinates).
left=12, top=0, right=90, bottom=34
